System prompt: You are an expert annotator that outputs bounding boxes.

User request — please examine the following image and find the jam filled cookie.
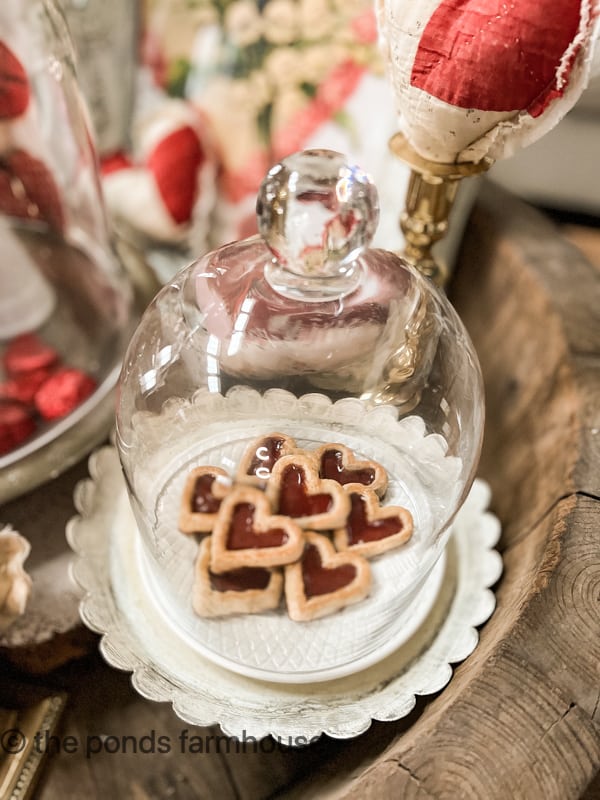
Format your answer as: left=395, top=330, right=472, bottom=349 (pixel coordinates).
left=284, top=532, right=371, bottom=621
left=315, top=443, right=388, bottom=497
left=236, top=432, right=298, bottom=487
left=179, top=466, right=232, bottom=534
left=267, top=453, right=350, bottom=530
left=192, top=537, right=283, bottom=617
left=211, top=485, right=305, bottom=572
left=334, top=483, right=413, bottom=558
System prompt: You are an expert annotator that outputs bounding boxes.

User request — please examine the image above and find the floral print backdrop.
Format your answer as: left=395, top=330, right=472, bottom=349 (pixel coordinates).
left=107, top=0, right=405, bottom=259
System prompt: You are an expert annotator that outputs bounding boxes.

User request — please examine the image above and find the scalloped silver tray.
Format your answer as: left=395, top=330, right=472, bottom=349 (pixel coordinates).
left=67, top=445, right=502, bottom=740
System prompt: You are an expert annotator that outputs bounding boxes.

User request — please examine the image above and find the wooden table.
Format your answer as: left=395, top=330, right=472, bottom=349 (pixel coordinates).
left=1, top=182, right=599, bottom=799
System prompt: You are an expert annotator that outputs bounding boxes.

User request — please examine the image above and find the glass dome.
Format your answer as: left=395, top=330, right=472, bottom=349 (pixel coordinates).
left=0, top=0, right=131, bottom=497
left=116, top=149, right=483, bottom=681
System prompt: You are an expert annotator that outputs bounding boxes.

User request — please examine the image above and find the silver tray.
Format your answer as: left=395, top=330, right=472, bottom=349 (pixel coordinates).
left=68, top=445, right=502, bottom=740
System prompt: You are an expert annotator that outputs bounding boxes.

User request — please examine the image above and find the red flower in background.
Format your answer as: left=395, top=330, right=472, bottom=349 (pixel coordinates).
left=351, top=9, right=378, bottom=45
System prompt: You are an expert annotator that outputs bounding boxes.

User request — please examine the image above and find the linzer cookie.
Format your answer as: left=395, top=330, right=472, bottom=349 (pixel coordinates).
left=315, top=443, right=388, bottom=497
left=211, top=485, right=304, bottom=572
left=236, top=432, right=297, bottom=486
left=334, top=483, right=413, bottom=558
left=179, top=466, right=232, bottom=534
left=267, top=453, right=350, bottom=530
left=285, top=532, right=371, bottom=621
left=193, top=537, right=283, bottom=617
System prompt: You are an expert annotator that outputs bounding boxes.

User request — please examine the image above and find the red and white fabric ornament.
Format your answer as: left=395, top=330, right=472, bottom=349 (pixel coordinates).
left=377, top=0, right=600, bottom=163
left=101, top=98, right=216, bottom=248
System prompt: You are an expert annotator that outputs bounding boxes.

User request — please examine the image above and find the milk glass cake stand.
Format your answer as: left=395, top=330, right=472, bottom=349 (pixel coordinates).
left=111, top=150, right=485, bottom=691
left=68, top=444, right=501, bottom=738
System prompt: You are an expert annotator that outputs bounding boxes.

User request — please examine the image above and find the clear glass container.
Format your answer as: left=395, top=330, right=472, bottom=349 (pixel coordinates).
left=116, top=149, right=483, bottom=680
left=0, top=0, right=131, bottom=485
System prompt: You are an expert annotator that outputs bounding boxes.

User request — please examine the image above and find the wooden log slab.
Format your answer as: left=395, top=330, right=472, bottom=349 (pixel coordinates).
left=1, top=182, right=599, bottom=798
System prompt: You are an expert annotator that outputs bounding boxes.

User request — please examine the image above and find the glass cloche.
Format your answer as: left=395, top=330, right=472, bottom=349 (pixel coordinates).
left=116, top=149, right=484, bottom=681
left=0, top=0, right=131, bottom=501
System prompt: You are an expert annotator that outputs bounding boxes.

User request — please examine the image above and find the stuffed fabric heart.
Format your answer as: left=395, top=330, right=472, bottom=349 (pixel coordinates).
left=377, top=0, right=600, bottom=163
left=0, top=41, right=29, bottom=120
left=101, top=99, right=216, bottom=246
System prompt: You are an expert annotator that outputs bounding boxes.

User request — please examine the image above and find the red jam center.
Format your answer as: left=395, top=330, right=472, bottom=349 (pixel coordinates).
left=278, top=465, right=332, bottom=517
left=319, top=449, right=375, bottom=487
left=301, top=544, right=357, bottom=598
left=210, top=566, right=271, bottom=592
left=192, top=474, right=222, bottom=513
left=346, top=494, right=404, bottom=544
left=226, top=503, right=288, bottom=549
left=247, top=436, right=285, bottom=478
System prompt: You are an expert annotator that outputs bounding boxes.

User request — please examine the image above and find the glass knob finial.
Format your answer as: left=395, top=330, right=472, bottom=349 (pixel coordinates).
left=257, top=150, right=379, bottom=301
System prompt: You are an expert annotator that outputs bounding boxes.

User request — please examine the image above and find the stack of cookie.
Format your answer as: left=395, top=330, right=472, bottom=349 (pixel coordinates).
left=178, top=434, right=413, bottom=622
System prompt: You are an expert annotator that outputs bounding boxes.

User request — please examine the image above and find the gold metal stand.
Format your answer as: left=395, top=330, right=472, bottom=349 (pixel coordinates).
left=390, top=132, right=492, bottom=286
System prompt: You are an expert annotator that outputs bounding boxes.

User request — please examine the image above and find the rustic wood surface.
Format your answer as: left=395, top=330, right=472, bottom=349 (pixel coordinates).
left=0, top=181, right=599, bottom=799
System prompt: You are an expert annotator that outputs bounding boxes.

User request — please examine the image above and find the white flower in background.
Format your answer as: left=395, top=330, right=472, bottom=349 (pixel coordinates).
left=201, top=78, right=264, bottom=169
left=247, top=69, right=272, bottom=109
left=272, top=86, right=308, bottom=131
left=190, top=23, right=223, bottom=74
left=265, top=47, right=305, bottom=88
left=303, top=43, right=345, bottom=84
left=225, top=0, right=263, bottom=47
left=263, top=0, right=299, bottom=45
left=227, top=77, right=268, bottom=114
left=332, top=0, right=368, bottom=15
left=333, top=25, right=358, bottom=46
left=299, top=0, right=337, bottom=40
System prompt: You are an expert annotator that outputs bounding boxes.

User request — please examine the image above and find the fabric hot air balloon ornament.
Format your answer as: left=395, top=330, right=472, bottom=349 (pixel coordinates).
left=377, top=0, right=600, bottom=282
left=378, top=0, right=600, bottom=163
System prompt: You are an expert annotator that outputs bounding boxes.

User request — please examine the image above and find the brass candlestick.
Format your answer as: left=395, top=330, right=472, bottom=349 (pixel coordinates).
left=390, top=132, right=492, bottom=286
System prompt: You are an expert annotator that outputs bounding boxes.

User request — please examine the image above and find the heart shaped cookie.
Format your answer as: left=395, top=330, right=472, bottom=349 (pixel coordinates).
left=178, top=466, right=232, bottom=534
left=236, top=432, right=298, bottom=487
left=211, top=486, right=305, bottom=572
left=267, top=454, right=350, bottom=530
left=334, top=483, right=413, bottom=558
left=285, top=532, right=371, bottom=621
left=192, top=537, right=283, bottom=617
left=315, top=443, right=388, bottom=497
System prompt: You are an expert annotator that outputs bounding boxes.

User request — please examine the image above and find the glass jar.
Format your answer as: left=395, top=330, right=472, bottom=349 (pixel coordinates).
left=0, top=0, right=131, bottom=496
